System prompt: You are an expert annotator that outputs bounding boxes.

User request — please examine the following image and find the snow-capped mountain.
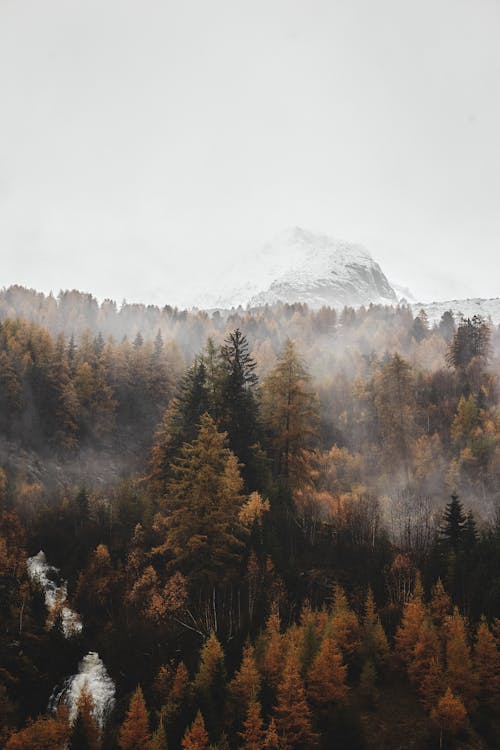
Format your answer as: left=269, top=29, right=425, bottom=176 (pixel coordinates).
left=204, top=227, right=398, bottom=310
left=413, top=297, right=500, bottom=325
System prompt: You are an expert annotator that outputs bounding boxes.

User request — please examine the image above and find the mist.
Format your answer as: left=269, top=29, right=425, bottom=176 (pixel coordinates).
left=2, top=1, right=500, bottom=306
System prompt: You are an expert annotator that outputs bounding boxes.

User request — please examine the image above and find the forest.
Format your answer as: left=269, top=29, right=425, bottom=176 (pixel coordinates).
left=1, top=285, right=500, bottom=749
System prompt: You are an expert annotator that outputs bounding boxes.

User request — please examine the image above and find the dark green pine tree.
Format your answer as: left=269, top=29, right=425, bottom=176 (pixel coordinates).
left=440, top=495, right=467, bottom=552
left=174, top=358, right=210, bottom=444
left=463, top=510, right=478, bottom=551
left=218, top=329, right=260, bottom=483
left=446, top=315, right=491, bottom=371
left=149, top=357, right=210, bottom=493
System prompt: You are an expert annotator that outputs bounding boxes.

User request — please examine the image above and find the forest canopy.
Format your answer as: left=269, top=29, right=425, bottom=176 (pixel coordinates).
left=1, top=288, right=500, bottom=749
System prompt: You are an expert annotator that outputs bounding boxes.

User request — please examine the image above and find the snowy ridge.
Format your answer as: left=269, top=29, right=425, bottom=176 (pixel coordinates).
left=413, top=297, right=500, bottom=326
left=201, top=227, right=397, bottom=310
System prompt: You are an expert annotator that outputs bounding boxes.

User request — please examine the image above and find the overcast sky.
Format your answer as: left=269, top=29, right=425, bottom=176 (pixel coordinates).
left=1, top=0, right=499, bottom=307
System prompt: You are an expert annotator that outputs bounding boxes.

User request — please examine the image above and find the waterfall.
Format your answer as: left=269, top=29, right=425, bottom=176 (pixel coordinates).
left=49, top=651, right=116, bottom=728
left=27, top=551, right=116, bottom=727
left=27, top=550, right=83, bottom=638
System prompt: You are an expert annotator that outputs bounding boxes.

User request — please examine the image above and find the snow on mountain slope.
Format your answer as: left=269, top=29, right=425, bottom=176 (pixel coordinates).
left=205, top=227, right=398, bottom=310
left=413, top=297, right=500, bottom=325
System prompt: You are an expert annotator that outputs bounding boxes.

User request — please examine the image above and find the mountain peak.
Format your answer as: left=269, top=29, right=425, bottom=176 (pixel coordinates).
left=206, top=228, right=398, bottom=310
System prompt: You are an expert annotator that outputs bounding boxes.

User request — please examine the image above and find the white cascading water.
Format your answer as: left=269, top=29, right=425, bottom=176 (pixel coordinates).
left=27, top=550, right=115, bottom=727
left=26, top=550, right=83, bottom=638
left=49, top=652, right=116, bottom=727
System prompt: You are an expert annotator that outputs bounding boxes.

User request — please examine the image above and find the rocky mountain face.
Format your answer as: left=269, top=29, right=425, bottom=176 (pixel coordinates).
left=209, top=227, right=398, bottom=310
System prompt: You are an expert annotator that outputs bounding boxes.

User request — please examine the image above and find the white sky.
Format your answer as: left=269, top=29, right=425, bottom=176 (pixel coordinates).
left=1, top=0, right=499, bottom=307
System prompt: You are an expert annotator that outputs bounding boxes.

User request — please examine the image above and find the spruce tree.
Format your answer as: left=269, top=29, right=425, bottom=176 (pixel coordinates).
left=440, top=495, right=467, bottom=552
left=218, top=329, right=260, bottom=478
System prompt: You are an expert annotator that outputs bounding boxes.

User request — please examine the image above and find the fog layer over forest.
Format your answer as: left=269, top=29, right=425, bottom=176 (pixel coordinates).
left=1, top=284, right=500, bottom=749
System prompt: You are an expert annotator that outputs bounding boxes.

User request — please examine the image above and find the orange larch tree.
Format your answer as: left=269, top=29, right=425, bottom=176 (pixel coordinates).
left=273, top=647, right=318, bottom=750
left=444, top=609, right=478, bottom=710
left=118, top=685, right=151, bottom=750
left=360, top=588, right=389, bottom=667
left=182, top=711, right=209, bottom=750
left=262, top=609, right=285, bottom=695
left=431, top=688, right=467, bottom=750
left=473, top=616, right=500, bottom=711
left=328, top=583, right=360, bottom=660
left=307, top=635, right=348, bottom=709
left=429, top=579, right=451, bottom=634
left=5, top=706, right=70, bottom=750
left=407, top=618, right=442, bottom=690
left=70, top=684, right=100, bottom=750
left=239, top=700, right=266, bottom=750
left=194, top=632, right=227, bottom=739
left=395, top=579, right=427, bottom=665
left=229, top=642, right=261, bottom=729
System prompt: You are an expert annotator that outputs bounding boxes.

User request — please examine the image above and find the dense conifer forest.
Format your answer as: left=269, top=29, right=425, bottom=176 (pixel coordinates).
left=1, top=286, right=500, bottom=749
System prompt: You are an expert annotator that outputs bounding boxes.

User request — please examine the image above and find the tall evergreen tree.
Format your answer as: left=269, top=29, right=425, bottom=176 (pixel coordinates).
left=149, top=358, right=210, bottom=493
left=239, top=700, right=266, bottom=750
left=446, top=315, right=491, bottom=371
left=160, top=414, right=246, bottom=590
left=261, top=339, right=318, bottom=488
left=440, top=495, right=467, bottom=552
left=273, top=647, right=318, bottom=750
left=195, top=632, right=227, bottom=739
left=181, top=711, right=209, bottom=750
left=374, top=353, right=416, bottom=480
left=218, top=329, right=260, bottom=482
left=118, top=686, right=151, bottom=750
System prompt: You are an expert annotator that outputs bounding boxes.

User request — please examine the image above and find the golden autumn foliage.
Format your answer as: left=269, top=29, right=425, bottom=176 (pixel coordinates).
left=118, top=686, right=151, bottom=750
left=274, top=647, right=318, bottom=750
left=420, top=658, right=446, bottom=714
left=159, top=414, right=247, bottom=586
left=361, top=588, right=389, bottom=665
left=262, top=610, right=285, bottom=692
left=263, top=718, right=280, bottom=750
left=328, top=583, right=360, bottom=659
left=239, top=700, right=265, bottom=750
left=444, top=609, right=478, bottom=710
left=261, top=339, right=319, bottom=488
left=150, top=720, right=168, bottom=750
left=5, top=707, right=70, bottom=750
left=181, top=711, right=209, bottom=750
left=429, top=579, right=451, bottom=632
left=229, top=643, right=261, bottom=720
left=238, top=492, right=270, bottom=528
left=395, top=588, right=427, bottom=664
left=162, top=661, right=191, bottom=724
left=407, top=618, right=441, bottom=689
left=473, top=617, right=500, bottom=711
left=307, top=636, right=348, bottom=708
left=195, top=632, right=226, bottom=695
left=431, top=688, right=467, bottom=744
left=71, top=685, right=100, bottom=750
